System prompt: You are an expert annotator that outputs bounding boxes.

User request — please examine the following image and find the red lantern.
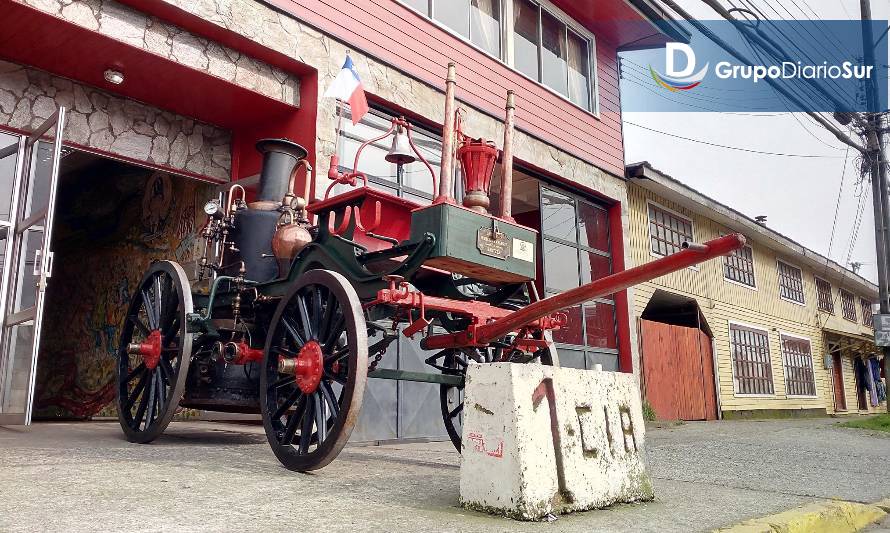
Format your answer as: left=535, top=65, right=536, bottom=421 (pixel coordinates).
left=457, top=137, right=498, bottom=213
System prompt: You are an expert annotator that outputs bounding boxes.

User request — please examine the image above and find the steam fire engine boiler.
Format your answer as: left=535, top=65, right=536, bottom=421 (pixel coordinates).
left=116, top=64, right=745, bottom=471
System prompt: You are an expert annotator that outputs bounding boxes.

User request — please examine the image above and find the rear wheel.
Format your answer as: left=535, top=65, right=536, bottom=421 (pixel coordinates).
left=440, top=336, right=555, bottom=452
left=261, top=270, right=368, bottom=471
left=116, top=261, right=192, bottom=443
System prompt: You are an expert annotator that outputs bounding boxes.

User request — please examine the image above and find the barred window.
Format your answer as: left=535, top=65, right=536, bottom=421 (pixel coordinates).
left=780, top=335, right=816, bottom=397
left=724, top=244, right=755, bottom=287
left=815, top=277, right=833, bottom=313
left=840, top=289, right=857, bottom=321
left=730, top=324, right=774, bottom=395
left=777, top=261, right=805, bottom=304
left=648, top=204, right=693, bottom=257
left=861, top=298, right=874, bottom=327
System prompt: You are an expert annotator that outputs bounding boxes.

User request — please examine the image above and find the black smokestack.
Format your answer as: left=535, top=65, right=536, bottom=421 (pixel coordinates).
left=253, top=138, right=308, bottom=208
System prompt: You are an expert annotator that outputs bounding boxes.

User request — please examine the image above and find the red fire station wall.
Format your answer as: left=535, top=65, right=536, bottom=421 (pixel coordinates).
left=34, top=161, right=212, bottom=418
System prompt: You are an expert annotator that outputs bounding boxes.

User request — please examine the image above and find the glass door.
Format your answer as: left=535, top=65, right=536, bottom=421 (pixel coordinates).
left=0, top=108, right=66, bottom=425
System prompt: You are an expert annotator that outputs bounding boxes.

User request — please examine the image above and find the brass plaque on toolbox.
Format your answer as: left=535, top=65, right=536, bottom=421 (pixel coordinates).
left=477, top=227, right=510, bottom=260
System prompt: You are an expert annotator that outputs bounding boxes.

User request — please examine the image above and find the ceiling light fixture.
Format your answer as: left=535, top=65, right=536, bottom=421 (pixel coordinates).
left=104, top=69, right=124, bottom=85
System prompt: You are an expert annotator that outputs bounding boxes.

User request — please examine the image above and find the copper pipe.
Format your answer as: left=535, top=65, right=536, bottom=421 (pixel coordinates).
left=499, top=90, right=516, bottom=221
left=435, top=63, right=457, bottom=204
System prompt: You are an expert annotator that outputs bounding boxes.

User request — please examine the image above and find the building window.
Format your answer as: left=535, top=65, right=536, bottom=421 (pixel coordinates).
left=540, top=185, right=617, bottom=364
left=861, top=297, right=873, bottom=327
left=402, top=0, right=597, bottom=112
left=723, top=243, right=755, bottom=287
left=776, top=260, right=805, bottom=304
left=730, top=324, right=774, bottom=395
left=780, top=335, right=816, bottom=397
left=840, top=289, right=857, bottom=322
left=334, top=104, right=442, bottom=202
left=815, top=277, right=833, bottom=314
left=647, top=203, right=693, bottom=257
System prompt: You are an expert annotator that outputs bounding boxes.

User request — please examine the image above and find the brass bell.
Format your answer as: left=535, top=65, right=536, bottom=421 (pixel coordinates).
left=385, top=125, right=416, bottom=165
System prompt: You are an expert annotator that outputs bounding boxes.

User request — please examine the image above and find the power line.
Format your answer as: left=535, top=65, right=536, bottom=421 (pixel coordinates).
left=624, top=121, right=847, bottom=158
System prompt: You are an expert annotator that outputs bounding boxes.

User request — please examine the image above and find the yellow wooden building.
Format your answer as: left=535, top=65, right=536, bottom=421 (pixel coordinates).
left=626, top=163, right=886, bottom=419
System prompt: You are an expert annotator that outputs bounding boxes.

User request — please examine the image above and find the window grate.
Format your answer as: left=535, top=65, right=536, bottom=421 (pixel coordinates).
left=647, top=204, right=693, bottom=257
left=861, top=298, right=873, bottom=327
left=840, top=289, right=857, bottom=321
left=815, top=277, right=833, bottom=313
left=781, top=335, right=816, bottom=396
left=730, top=325, right=774, bottom=395
left=724, top=244, right=755, bottom=287
left=777, top=261, right=805, bottom=304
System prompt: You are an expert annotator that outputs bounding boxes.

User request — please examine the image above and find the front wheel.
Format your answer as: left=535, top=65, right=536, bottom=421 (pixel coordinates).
left=116, top=260, right=193, bottom=443
left=260, top=269, right=368, bottom=471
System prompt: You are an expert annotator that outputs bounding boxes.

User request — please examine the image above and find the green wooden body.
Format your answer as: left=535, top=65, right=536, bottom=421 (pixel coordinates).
left=409, top=203, right=537, bottom=283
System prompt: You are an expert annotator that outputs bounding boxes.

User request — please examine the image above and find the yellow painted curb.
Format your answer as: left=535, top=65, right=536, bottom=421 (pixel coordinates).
left=714, top=500, right=886, bottom=533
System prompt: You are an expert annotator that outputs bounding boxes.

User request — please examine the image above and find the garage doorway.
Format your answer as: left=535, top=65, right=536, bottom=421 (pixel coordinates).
left=639, top=290, right=718, bottom=421
left=0, top=113, right=215, bottom=423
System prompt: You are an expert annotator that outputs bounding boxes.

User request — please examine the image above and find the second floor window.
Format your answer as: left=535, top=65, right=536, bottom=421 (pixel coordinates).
left=647, top=203, right=693, bottom=257
left=840, top=289, right=857, bottom=321
left=861, top=298, right=874, bottom=327
left=723, top=243, right=755, bottom=287
left=815, top=277, right=833, bottom=313
left=403, top=0, right=597, bottom=112
left=777, top=260, right=805, bottom=304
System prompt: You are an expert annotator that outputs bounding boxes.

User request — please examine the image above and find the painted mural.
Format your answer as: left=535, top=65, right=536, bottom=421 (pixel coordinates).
left=34, top=158, right=213, bottom=418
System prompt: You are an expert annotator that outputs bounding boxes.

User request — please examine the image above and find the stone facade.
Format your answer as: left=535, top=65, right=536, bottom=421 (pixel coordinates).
left=19, top=0, right=300, bottom=107
left=0, top=60, right=231, bottom=180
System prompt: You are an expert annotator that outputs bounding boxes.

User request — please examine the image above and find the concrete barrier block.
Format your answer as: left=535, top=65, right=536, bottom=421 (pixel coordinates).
left=459, top=362, right=653, bottom=521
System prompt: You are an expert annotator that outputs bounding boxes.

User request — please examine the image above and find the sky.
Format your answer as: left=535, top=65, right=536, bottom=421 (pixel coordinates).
left=621, top=0, right=890, bottom=284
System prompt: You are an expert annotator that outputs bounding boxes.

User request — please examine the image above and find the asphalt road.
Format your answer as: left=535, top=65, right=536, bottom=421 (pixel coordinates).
left=1, top=417, right=887, bottom=532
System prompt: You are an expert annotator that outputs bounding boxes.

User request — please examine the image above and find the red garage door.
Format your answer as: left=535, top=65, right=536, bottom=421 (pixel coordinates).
left=640, top=320, right=717, bottom=421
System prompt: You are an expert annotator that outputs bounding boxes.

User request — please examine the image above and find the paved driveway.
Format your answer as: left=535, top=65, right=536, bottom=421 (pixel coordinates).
left=0, top=417, right=887, bottom=532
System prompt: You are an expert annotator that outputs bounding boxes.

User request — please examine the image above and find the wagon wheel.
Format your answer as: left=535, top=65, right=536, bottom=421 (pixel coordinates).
left=116, top=261, right=193, bottom=443
left=440, top=334, right=555, bottom=452
left=261, top=269, right=368, bottom=472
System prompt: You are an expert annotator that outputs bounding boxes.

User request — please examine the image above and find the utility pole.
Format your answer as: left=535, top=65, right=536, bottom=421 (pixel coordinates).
left=860, top=0, right=890, bottom=413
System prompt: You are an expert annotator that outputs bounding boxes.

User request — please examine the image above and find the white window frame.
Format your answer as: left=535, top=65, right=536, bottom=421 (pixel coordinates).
left=778, top=331, right=818, bottom=399
left=645, top=200, right=698, bottom=270
left=397, top=0, right=600, bottom=117
left=776, top=259, right=806, bottom=307
left=722, top=240, right=757, bottom=291
left=727, top=320, right=776, bottom=398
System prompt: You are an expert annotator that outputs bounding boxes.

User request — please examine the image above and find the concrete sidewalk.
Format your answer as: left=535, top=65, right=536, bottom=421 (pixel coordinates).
left=0, top=418, right=887, bottom=532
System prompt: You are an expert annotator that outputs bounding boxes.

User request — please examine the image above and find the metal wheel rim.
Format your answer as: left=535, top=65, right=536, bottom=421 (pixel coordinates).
left=261, top=269, right=368, bottom=471
left=116, top=261, right=193, bottom=443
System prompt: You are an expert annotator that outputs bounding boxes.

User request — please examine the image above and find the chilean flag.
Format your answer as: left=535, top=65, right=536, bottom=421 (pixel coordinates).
left=324, top=55, right=369, bottom=125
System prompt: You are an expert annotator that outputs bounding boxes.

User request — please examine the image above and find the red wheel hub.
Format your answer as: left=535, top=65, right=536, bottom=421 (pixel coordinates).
left=128, top=330, right=163, bottom=370
left=292, top=340, right=324, bottom=394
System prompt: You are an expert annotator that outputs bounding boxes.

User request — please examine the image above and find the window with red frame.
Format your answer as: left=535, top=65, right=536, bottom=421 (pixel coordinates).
left=840, top=289, right=857, bottom=321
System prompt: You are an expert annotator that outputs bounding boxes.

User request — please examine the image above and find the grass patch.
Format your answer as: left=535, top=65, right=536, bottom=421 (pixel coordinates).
left=642, top=400, right=657, bottom=422
left=839, top=414, right=890, bottom=432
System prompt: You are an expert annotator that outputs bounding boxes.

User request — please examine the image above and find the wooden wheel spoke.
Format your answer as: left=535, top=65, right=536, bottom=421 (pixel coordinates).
left=125, top=363, right=146, bottom=383
left=449, top=403, right=463, bottom=419
left=269, top=375, right=296, bottom=391
left=324, top=345, right=350, bottom=364
left=281, top=395, right=307, bottom=445
left=124, top=370, right=149, bottom=410
left=133, top=380, right=150, bottom=427
left=323, top=368, right=346, bottom=384
left=298, top=399, right=315, bottom=454
left=158, top=358, right=174, bottom=385
left=281, top=317, right=306, bottom=348
left=162, top=317, right=181, bottom=344
left=321, top=381, right=341, bottom=420
left=318, top=290, right=337, bottom=345
left=297, top=293, right=313, bottom=340
left=311, top=287, right=323, bottom=340
left=322, top=314, right=345, bottom=352
left=143, top=371, right=158, bottom=428
left=272, top=389, right=303, bottom=421
left=128, top=315, right=151, bottom=337
left=141, top=289, right=158, bottom=330
left=154, top=369, right=166, bottom=414
left=313, top=393, right=327, bottom=444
